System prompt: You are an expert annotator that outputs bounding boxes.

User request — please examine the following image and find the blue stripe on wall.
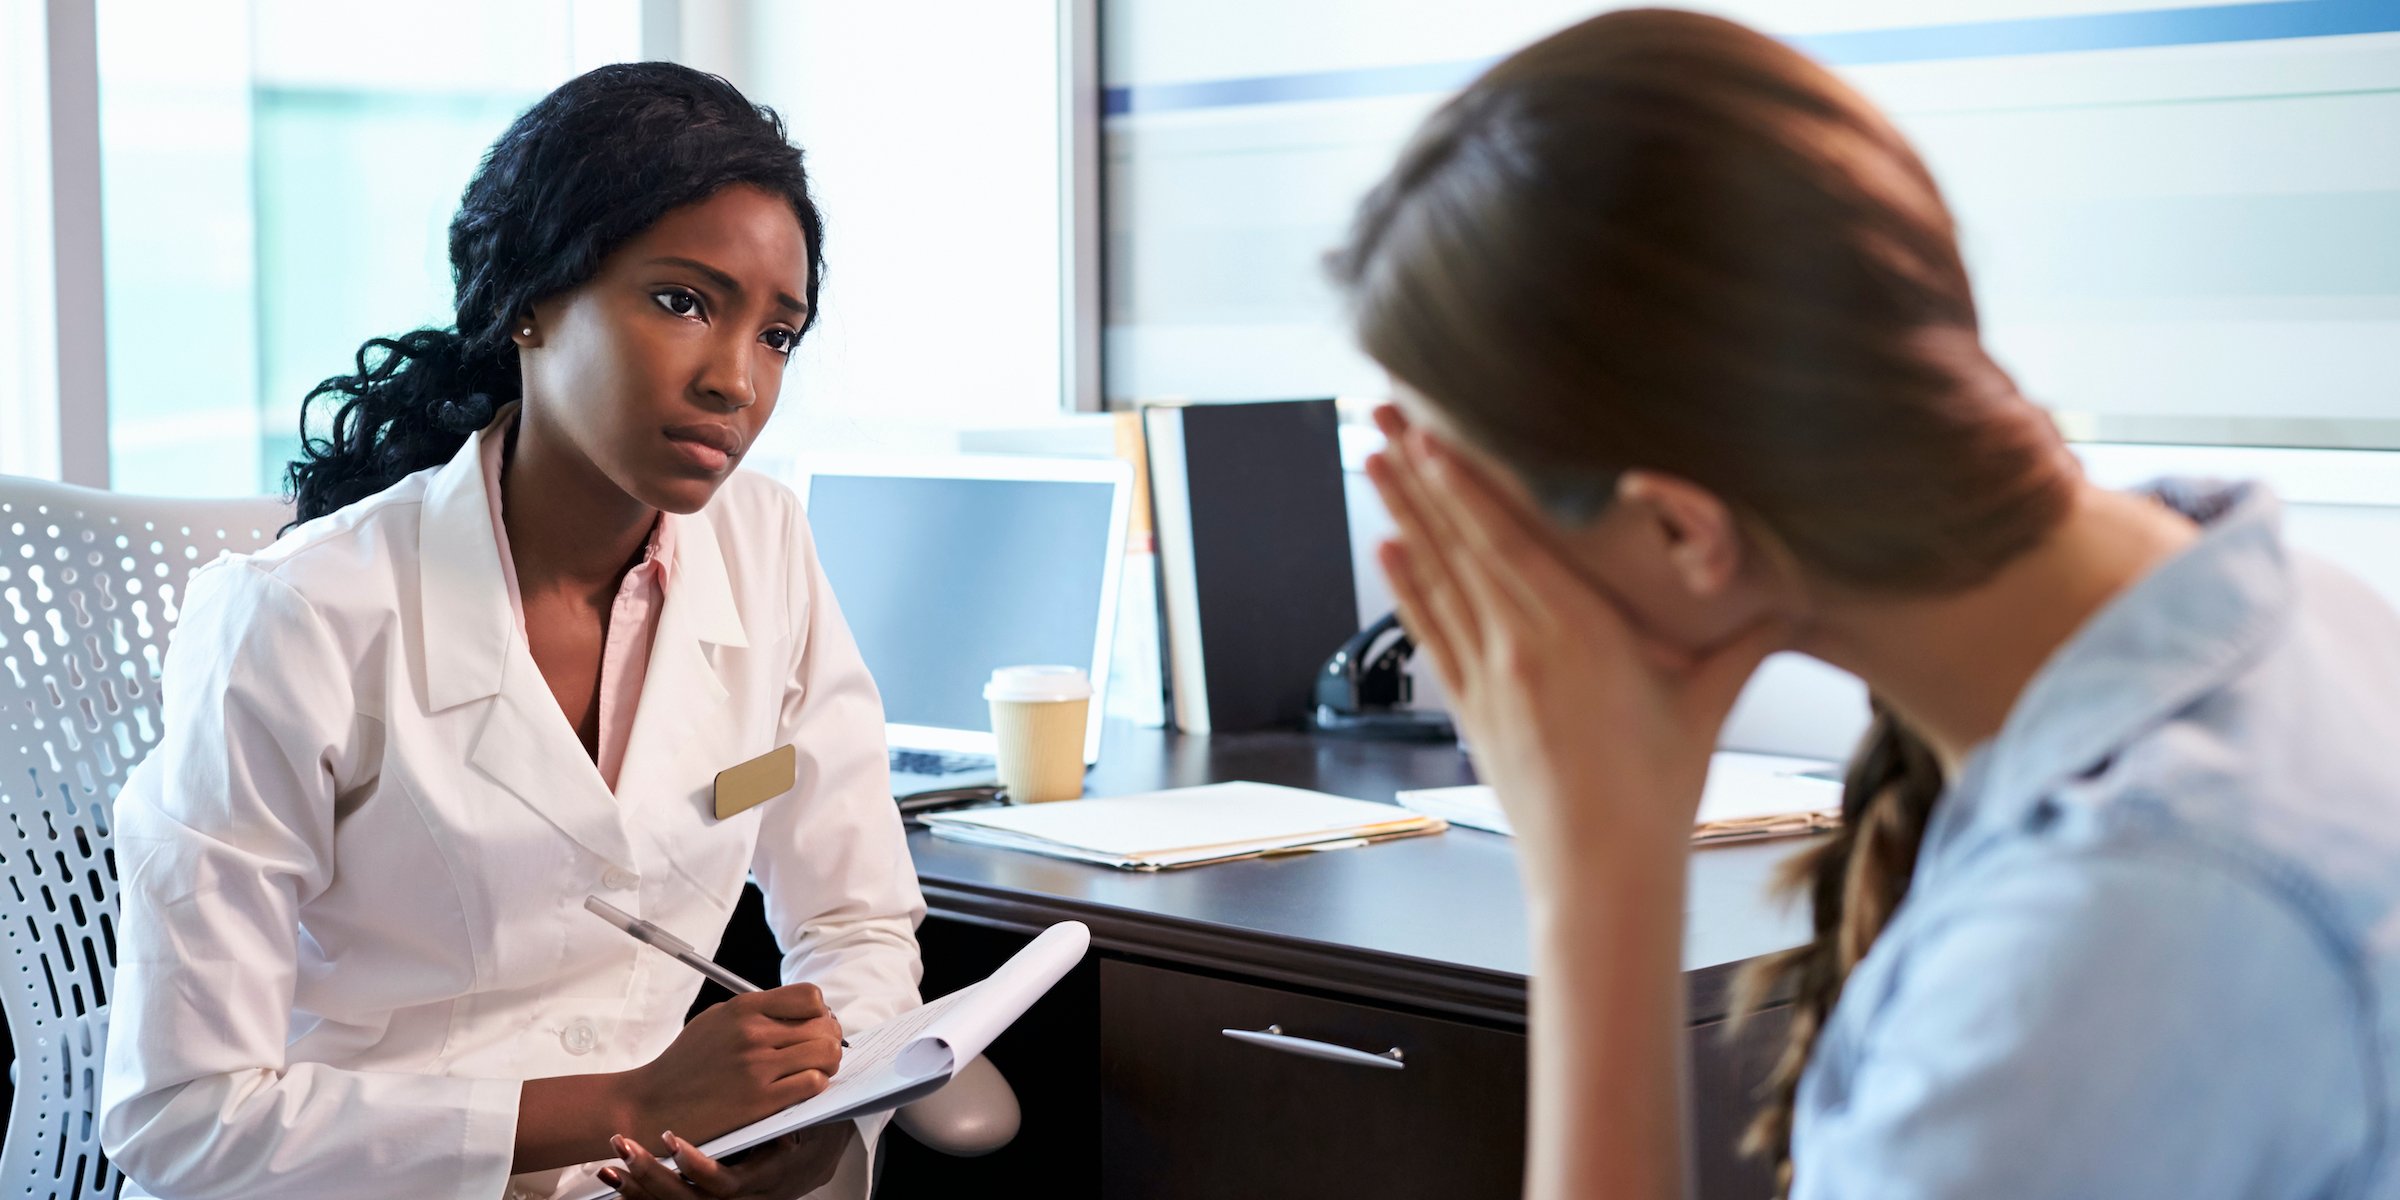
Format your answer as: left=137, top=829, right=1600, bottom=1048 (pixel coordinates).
left=1103, top=0, right=2400, bottom=116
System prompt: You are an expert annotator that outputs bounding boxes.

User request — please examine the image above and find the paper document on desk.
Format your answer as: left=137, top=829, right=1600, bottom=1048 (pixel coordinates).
left=563, top=921, right=1090, bottom=1200
left=1397, top=751, right=1842, bottom=844
left=919, top=782, right=1445, bottom=869
left=1694, top=751, right=1844, bottom=840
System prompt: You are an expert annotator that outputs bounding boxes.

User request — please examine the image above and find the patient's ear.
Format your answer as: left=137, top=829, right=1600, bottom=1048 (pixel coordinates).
left=1617, top=471, right=1744, bottom=599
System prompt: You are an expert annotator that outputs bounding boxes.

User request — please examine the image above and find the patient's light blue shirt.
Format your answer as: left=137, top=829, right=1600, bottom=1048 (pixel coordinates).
left=1792, top=481, right=2400, bottom=1199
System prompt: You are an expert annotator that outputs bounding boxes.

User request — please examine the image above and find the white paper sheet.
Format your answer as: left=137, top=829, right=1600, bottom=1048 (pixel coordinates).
left=563, top=921, right=1090, bottom=1200
left=1699, top=752, right=1843, bottom=824
left=920, top=782, right=1441, bottom=868
left=1393, top=785, right=1515, bottom=836
left=1396, top=751, right=1843, bottom=841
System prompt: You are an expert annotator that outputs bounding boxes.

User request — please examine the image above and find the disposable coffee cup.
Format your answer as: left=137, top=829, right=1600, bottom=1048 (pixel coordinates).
left=984, top=665, right=1092, bottom=804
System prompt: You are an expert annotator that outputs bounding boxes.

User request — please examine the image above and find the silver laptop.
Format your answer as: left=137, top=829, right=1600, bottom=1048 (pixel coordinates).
left=795, top=454, right=1133, bottom=799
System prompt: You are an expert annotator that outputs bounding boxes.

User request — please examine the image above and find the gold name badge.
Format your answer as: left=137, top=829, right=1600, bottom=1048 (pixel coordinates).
left=714, top=744, right=796, bottom=820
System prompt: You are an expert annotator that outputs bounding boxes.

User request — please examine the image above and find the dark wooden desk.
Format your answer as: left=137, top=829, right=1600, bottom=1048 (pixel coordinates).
left=865, top=725, right=1816, bottom=1200
left=913, top=726, right=1812, bottom=1027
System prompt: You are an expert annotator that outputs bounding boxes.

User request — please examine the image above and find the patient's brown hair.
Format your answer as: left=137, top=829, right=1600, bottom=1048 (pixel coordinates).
left=1327, top=8, right=2075, bottom=1192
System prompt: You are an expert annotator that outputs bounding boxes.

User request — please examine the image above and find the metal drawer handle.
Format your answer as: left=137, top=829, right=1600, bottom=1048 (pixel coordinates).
left=1221, top=1024, right=1406, bottom=1070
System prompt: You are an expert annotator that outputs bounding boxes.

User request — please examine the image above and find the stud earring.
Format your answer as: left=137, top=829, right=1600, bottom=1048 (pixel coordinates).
left=520, top=326, right=534, bottom=337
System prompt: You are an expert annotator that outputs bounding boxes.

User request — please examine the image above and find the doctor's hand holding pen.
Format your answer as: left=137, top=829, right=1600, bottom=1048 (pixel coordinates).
left=593, top=984, right=852, bottom=1199
left=621, top=981, right=847, bottom=1142
left=512, top=978, right=846, bottom=1184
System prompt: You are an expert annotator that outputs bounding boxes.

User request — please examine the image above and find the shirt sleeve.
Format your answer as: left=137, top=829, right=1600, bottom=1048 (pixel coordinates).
left=748, top=497, right=925, bottom=1031
left=98, top=560, right=520, bottom=1200
left=1791, top=842, right=2374, bottom=1200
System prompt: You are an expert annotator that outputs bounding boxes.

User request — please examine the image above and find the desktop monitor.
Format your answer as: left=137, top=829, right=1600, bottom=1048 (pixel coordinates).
left=794, top=454, right=1133, bottom=766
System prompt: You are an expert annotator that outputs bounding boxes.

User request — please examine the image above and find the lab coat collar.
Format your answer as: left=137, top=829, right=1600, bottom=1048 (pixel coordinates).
left=664, top=496, right=749, bottom=652
left=615, top=495, right=752, bottom=840
left=418, top=419, right=752, bottom=713
left=417, top=417, right=757, bottom=872
left=415, top=424, right=630, bottom=865
left=419, top=425, right=515, bottom=712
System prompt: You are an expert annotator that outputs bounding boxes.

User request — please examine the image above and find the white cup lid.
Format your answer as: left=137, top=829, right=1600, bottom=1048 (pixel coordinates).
left=983, top=664, right=1092, bottom=703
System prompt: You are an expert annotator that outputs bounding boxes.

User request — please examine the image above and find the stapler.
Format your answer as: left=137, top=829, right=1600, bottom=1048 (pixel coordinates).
left=1307, top=612, right=1456, bottom=742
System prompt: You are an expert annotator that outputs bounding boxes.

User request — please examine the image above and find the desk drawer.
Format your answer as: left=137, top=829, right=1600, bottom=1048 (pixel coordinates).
left=1101, top=960, right=1526, bottom=1199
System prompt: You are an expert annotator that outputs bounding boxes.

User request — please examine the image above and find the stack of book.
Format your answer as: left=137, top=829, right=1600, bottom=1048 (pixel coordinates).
left=1142, top=399, right=1360, bottom=735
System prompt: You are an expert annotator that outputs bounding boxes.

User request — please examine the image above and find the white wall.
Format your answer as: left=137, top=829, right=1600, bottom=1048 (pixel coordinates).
left=739, top=0, right=1069, bottom=473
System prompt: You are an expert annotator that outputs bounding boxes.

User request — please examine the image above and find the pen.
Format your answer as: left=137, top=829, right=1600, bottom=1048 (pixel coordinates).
left=582, top=896, right=848, bottom=1046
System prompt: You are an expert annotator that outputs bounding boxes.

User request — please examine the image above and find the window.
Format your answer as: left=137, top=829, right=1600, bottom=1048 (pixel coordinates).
left=25, top=2, right=1081, bottom=491
left=2, top=3, right=57, bottom=480
left=1101, top=0, right=2400, bottom=452
left=93, top=0, right=639, bottom=496
left=738, top=0, right=1074, bottom=471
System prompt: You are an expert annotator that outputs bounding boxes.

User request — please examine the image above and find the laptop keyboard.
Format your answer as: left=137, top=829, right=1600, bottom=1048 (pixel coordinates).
left=889, top=748, right=997, bottom=778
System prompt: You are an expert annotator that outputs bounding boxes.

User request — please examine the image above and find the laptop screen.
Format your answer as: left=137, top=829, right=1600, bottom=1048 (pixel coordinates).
left=803, top=470, right=1121, bottom=747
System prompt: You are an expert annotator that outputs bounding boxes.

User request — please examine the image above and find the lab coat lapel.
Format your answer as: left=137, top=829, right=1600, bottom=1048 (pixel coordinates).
left=418, top=429, right=512, bottom=713
left=419, top=427, right=635, bottom=869
left=616, top=508, right=749, bottom=831
left=468, top=660, right=637, bottom=869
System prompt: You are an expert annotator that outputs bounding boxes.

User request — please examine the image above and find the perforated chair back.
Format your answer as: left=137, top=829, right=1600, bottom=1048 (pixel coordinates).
left=0, top=476, right=292, bottom=1200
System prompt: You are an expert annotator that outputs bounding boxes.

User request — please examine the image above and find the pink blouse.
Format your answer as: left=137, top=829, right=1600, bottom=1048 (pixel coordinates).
left=479, top=417, right=670, bottom=794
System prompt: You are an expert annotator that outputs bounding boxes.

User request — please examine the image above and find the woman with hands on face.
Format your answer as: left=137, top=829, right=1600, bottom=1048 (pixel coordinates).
left=1337, top=10, right=2400, bottom=1200
left=99, top=65, right=921, bottom=1200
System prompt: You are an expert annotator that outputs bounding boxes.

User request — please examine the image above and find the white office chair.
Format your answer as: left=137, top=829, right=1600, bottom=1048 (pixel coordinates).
left=0, top=475, right=292, bottom=1199
left=0, top=474, right=1014, bottom=1200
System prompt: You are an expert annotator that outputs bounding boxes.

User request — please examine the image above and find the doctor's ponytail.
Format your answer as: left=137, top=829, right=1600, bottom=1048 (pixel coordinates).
left=285, top=62, right=825, bottom=527
left=285, top=329, right=515, bottom=526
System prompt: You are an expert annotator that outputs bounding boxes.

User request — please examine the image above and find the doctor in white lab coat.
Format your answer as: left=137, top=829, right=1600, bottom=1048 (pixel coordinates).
left=98, top=64, right=919, bottom=1200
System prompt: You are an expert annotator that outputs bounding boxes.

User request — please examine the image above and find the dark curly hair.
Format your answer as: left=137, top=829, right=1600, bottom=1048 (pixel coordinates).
left=284, top=62, right=825, bottom=526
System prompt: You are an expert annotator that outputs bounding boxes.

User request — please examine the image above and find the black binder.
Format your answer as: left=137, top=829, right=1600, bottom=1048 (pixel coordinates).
left=1143, top=399, right=1360, bottom=734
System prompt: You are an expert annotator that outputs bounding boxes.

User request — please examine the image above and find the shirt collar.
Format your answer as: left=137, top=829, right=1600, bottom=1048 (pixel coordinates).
left=1920, top=479, right=2293, bottom=869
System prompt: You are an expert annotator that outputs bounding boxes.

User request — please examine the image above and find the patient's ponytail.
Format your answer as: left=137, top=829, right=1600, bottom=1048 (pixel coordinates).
left=285, top=61, right=827, bottom=526
left=1732, top=703, right=1944, bottom=1194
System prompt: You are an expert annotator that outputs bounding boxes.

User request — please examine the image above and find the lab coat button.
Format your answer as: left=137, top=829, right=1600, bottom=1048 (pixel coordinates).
left=561, top=1018, right=599, bottom=1056
left=602, top=868, right=638, bottom=891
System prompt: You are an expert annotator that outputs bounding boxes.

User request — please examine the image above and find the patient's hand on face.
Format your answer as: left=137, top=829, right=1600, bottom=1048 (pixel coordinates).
left=1364, top=404, right=1786, bottom=879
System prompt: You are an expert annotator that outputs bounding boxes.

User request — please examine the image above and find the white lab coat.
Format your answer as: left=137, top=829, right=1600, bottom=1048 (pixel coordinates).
left=97, top=427, right=925, bottom=1200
